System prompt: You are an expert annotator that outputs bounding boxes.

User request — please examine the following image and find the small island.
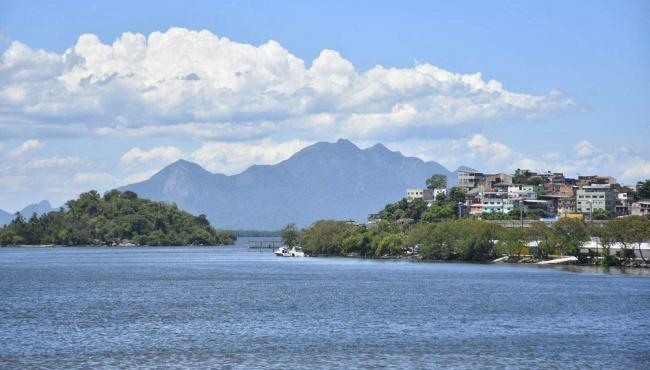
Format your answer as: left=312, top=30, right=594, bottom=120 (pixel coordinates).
left=0, top=190, right=236, bottom=246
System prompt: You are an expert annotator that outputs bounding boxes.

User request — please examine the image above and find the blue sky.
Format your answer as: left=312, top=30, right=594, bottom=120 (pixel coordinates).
left=0, top=0, right=648, bottom=211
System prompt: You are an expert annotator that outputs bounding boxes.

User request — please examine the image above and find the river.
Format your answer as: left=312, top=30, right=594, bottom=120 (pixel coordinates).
left=1, top=237, right=648, bottom=369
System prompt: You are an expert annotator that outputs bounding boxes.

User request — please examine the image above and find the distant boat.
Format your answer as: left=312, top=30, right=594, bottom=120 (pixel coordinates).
left=274, top=246, right=305, bottom=257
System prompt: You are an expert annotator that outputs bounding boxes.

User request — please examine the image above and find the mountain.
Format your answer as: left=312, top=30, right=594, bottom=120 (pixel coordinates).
left=0, top=209, right=13, bottom=227
left=21, top=200, right=56, bottom=217
left=121, top=139, right=456, bottom=229
left=0, top=200, right=56, bottom=226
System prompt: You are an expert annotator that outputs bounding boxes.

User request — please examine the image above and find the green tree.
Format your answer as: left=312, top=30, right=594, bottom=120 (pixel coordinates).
left=603, top=216, right=650, bottom=262
left=0, top=190, right=235, bottom=247
left=529, top=222, right=553, bottom=258
left=551, top=218, right=589, bottom=256
left=281, top=223, right=300, bottom=247
left=497, top=227, right=528, bottom=258
left=426, top=174, right=447, bottom=190
left=448, top=187, right=467, bottom=205
left=299, top=220, right=354, bottom=255
left=591, top=209, right=611, bottom=220
left=637, top=179, right=650, bottom=199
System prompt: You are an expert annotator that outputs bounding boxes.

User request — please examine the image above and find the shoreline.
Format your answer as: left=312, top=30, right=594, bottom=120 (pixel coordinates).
left=306, top=253, right=650, bottom=269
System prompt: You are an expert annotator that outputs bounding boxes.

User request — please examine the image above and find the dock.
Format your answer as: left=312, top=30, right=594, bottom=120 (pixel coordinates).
left=247, top=240, right=283, bottom=250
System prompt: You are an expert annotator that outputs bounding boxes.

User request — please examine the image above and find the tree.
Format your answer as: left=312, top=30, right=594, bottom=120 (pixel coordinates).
left=0, top=190, right=236, bottom=246
left=591, top=209, right=610, bottom=220
left=603, top=216, right=650, bottom=263
left=529, top=222, right=553, bottom=258
left=637, top=179, right=650, bottom=199
left=448, top=187, right=467, bottom=206
left=426, top=174, right=447, bottom=190
left=299, top=220, right=354, bottom=255
left=551, top=218, right=589, bottom=256
left=422, top=203, right=454, bottom=222
left=497, top=227, right=528, bottom=258
left=281, top=223, right=300, bottom=247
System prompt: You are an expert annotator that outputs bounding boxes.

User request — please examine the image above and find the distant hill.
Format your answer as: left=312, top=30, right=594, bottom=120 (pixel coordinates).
left=0, top=190, right=235, bottom=246
left=0, top=209, right=12, bottom=227
left=121, top=139, right=457, bottom=229
left=0, top=200, right=56, bottom=226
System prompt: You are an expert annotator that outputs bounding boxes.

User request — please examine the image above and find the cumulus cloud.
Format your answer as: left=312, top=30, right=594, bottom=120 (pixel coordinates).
left=72, top=172, right=118, bottom=185
left=120, top=146, right=184, bottom=166
left=466, top=134, right=515, bottom=163
left=574, top=140, right=596, bottom=157
left=191, top=139, right=312, bottom=174
left=25, top=156, right=82, bottom=169
left=0, top=28, right=573, bottom=140
left=9, top=139, right=44, bottom=156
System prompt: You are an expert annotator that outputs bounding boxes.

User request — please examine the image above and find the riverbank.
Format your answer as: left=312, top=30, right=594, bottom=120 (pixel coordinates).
left=306, top=252, right=650, bottom=269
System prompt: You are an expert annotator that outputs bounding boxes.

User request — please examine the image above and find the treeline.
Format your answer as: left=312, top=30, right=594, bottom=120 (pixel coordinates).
left=297, top=216, right=650, bottom=265
left=0, top=190, right=236, bottom=246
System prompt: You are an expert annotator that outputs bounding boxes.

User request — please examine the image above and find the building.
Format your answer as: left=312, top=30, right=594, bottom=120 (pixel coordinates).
left=483, top=173, right=513, bottom=190
left=458, top=170, right=485, bottom=189
left=433, top=188, right=447, bottom=200
left=576, top=184, right=616, bottom=215
left=481, top=192, right=506, bottom=213
left=577, top=175, right=617, bottom=187
left=615, top=193, right=631, bottom=216
left=557, top=197, right=577, bottom=214
left=508, top=185, right=537, bottom=200
left=631, top=200, right=650, bottom=217
left=406, top=188, right=433, bottom=203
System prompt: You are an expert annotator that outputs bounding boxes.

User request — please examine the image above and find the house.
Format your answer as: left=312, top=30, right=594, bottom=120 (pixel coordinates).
left=458, top=170, right=485, bottom=189
left=481, top=192, right=506, bottom=213
left=557, top=197, right=577, bottom=214
left=631, top=200, right=650, bottom=217
left=367, top=214, right=382, bottom=224
left=615, top=193, right=631, bottom=216
left=576, top=184, right=616, bottom=214
left=406, top=188, right=433, bottom=203
left=432, top=188, right=447, bottom=200
left=577, top=175, right=617, bottom=187
left=483, top=173, right=513, bottom=190
left=508, top=185, right=537, bottom=200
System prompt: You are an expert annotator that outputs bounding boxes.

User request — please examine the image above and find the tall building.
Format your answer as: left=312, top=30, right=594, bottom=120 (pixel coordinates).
left=576, top=184, right=616, bottom=214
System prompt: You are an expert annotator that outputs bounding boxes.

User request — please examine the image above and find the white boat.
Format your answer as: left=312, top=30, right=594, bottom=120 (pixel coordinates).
left=274, top=246, right=305, bottom=257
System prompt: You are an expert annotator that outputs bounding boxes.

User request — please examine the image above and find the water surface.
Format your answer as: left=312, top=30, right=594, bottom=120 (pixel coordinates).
left=1, top=238, right=649, bottom=369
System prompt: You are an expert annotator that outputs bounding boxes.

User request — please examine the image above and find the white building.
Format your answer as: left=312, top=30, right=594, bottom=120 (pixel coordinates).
left=576, top=184, right=616, bottom=214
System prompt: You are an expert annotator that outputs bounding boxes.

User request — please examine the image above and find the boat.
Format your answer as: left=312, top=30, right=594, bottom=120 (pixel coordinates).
left=274, top=246, right=305, bottom=257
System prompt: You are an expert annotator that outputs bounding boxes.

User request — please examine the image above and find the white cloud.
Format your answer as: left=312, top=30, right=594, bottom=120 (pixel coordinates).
left=621, top=158, right=650, bottom=180
left=25, top=156, right=82, bottom=169
left=0, top=175, right=27, bottom=192
left=72, top=172, right=117, bottom=185
left=120, top=146, right=183, bottom=166
left=0, top=28, right=573, bottom=140
left=574, top=140, right=596, bottom=157
left=466, top=134, right=515, bottom=163
left=9, top=139, right=44, bottom=156
left=191, top=139, right=312, bottom=174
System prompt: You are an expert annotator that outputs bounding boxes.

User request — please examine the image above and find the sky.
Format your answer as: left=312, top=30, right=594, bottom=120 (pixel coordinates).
left=0, top=0, right=649, bottom=211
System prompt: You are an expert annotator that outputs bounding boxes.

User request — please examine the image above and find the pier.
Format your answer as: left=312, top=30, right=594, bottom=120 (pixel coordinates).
left=247, top=240, right=283, bottom=250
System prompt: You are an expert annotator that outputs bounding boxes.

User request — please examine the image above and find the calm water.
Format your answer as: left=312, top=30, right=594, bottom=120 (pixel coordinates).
left=1, top=238, right=649, bottom=369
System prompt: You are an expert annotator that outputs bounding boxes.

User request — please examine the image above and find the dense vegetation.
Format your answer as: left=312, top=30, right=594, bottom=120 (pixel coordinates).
left=0, top=190, right=236, bottom=246
left=298, top=216, right=649, bottom=266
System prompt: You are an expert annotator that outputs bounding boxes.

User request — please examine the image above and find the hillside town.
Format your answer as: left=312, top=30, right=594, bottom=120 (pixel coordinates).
left=403, top=169, right=649, bottom=221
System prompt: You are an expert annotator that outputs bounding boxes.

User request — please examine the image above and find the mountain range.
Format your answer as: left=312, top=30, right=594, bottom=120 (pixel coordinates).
left=0, top=200, right=56, bottom=226
left=120, top=139, right=457, bottom=229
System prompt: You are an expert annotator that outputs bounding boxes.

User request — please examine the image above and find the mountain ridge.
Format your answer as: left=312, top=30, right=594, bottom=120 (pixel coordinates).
left=0, top=200, right=56, bottom=226
left=121, top=139, right=457, bottom=229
